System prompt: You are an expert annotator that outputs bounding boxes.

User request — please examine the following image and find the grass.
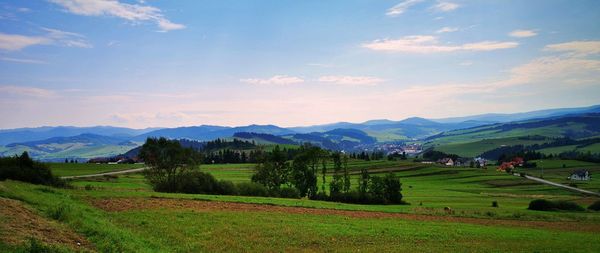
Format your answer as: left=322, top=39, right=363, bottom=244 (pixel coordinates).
left=433, top=137, right=550, bottom=157
left=3, top=159, right=600, bottom=252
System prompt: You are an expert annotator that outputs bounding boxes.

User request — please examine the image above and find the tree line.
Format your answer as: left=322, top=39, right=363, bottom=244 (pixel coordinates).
left=139, top=138, right=404, bottom=205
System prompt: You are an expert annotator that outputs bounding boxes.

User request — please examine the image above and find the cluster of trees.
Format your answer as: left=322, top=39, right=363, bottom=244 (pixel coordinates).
left=252, top=145, right=404, bottom=204
left=140, top=138, right=404, bottom=205
left=0, top=152, right=65, bottom=187
left=139, top=138, right=301, bottom=198
left=201, top=138, right=256, bottom=151
left=348, top=151, right=385, bottom=161
left=421, top=149, right=459, bottom=161
left=63, top=158, right=79, bottom=163
left=387, top=152, right=408, bottom=161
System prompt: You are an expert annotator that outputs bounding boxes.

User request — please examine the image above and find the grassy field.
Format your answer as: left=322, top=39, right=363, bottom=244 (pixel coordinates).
left=432, top=137, right=550, bottom=157
left=2, top=160, right=600, bottom=252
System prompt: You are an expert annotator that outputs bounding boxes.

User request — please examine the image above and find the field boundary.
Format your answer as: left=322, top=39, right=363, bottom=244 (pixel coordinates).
left=514, top=173, right=600, bottom=197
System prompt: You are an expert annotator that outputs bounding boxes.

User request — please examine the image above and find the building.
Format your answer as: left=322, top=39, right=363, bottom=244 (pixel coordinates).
left=568, top=170, right=591, bottom=181
left=474, top=157, right=487, bottom=167
left=437, top=158, right=454, bottom=166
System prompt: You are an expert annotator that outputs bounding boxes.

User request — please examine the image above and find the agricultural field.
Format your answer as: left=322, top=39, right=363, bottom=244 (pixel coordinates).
left=2, top=159, right=600, bottom=252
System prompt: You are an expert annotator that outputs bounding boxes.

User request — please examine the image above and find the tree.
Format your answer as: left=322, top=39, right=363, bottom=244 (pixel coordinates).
left=290, top=153, right=317, bottom=197
left=251, top=146, right=289, bottom=191
left=139, top=137, right=201, bottom=192
left=358, top=168, right=369, bottom=197
left=342, top=154, right=351, bottom=193
left=329, top=152, right=343, bottom=196
left=382, top=172, right=402, bottom=203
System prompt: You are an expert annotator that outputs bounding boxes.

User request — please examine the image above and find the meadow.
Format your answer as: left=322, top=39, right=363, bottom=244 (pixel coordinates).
left=1, top=159, right=600, bottom=252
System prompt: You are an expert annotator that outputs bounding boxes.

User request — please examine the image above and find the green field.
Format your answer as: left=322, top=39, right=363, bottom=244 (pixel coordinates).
left=432, top=137, right=550, bottom=157
left=2, top=160, right=600, bottom=252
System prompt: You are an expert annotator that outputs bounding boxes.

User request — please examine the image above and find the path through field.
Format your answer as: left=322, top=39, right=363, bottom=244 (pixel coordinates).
left=60, top=167, right=148, bottom=179
left=515, top=173, right=600, bottom=197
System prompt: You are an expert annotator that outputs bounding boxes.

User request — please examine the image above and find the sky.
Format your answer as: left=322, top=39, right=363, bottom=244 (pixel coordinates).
left=0, top=0, right=599, bottom=129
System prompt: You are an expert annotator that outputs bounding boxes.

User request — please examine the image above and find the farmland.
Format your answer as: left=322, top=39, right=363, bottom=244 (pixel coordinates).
left=2, top=159, right=600, bottom=252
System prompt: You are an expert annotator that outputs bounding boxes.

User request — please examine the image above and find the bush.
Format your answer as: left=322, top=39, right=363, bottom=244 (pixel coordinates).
left=215, top=180, right=238, bottom=195
left=528, top=199, right=555, bottom=211
left=0, top=152, right=66, bottom=187
left=588, top=200, right=600, bottom=211
left=48, top=203, right=71, bottom=221
left=277, top=187, right=300, bottom=198
left=528, top=199, right=584, bottom=211
left=236, top=182, right=269, bottom=197
left=492, top=201, right=498, bottom=208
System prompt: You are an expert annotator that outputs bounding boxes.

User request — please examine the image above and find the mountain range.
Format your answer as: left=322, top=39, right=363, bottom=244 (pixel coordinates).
left=1, top=104, right=599, bottom=161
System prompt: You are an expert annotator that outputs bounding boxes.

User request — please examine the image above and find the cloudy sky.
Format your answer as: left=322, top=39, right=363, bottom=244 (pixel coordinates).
left=1, top=0, right=599, bottom=129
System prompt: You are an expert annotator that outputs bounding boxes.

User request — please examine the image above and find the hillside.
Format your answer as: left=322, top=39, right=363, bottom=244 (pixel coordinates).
left=132, top=124, right=295, bottom=142
left=0, top=126, right=159, bottom=145
left=427, top=114, right=600, bottom=157
left=0, top=133, right=138, bottom=161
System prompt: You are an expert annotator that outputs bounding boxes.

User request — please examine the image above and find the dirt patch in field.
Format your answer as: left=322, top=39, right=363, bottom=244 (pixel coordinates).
left=0, top=198, right=93, bottom=251
left=92, top=197, right=600, bottom=233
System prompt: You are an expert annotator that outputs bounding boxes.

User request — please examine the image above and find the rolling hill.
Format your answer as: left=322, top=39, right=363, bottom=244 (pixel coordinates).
left=427, top=113, right=600, bottom=157
left=0, top=133, right=138, bottom=162
left=0, top=126, right=159, bottom=145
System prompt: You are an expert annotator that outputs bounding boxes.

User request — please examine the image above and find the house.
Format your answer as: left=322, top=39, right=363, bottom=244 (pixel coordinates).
left=437, top=158, right=454, bottom=166
left=474, top=157, right=487, bottom=167
left=497, top=162, right=515, bottom=172
left=568, top=170, right=591, bottom=181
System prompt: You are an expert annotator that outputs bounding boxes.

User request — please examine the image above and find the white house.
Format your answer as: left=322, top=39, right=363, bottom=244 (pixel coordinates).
left=568, top=170, right=591, bottom=181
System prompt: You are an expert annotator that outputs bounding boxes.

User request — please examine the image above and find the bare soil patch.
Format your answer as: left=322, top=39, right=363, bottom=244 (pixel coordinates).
left=92, top=197, right=600, bottom=233
left=0, top=197, right=93, bottom=251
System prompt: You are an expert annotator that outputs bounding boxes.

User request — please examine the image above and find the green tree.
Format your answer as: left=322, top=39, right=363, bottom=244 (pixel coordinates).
left=329, top=152, right=343, bottom=195
left=342, top=154, right=351, bottom=193
left=139, top=137, right=201, bottom=192
left=251, top=145, right=289, bottom=191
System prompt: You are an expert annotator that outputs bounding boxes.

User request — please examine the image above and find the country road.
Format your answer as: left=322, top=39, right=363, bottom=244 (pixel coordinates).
left=514, top=173, right=600, bottom=197
left=60, top=167, right=148, bottom=179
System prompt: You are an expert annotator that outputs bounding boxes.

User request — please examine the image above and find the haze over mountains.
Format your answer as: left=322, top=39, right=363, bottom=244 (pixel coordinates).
left=1, top=105, right=599, bottom=161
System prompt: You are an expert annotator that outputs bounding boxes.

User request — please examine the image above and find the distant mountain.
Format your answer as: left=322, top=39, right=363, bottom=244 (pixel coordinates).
left=233, top=132, right=297, bottom=145
left=1, top=133, right=138, bottom=161
left=431, top=104, right=600, bottom=124
left=133, top=124, right=295, bottom=142
left=0, top=126, right=159, bottom=145
left=287, top=128, right=376, bottom=151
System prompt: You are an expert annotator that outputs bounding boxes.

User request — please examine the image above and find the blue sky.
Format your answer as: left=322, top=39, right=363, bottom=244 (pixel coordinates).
left=1, top=0, right=599, bottom=129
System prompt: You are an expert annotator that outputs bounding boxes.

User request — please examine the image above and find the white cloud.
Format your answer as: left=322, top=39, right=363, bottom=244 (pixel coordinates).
left=459, top=61, right=473, bottom=66
left=0, top=33, right=50, bottom=51
left=0, top=28, right=91, bottom=51
left=435, top=26, right=458, bottom=33
left=544, top=41, right=600, bottom=57
left=49, top=0, right=185, bottom=31
left=431, top=1, right=459, bottom=12
left=240, top=75, right=304, bottom=85
left=0, top=85, right=56, bottom=98
left=362, top=35, right=518, bottom=53
left=386, top=0, right=424, bottom=17
left=0, top=57, right=46, bottom=64
left=509, top=29, right=538, bottom=38
left=318, top=75, right=384, bottom=86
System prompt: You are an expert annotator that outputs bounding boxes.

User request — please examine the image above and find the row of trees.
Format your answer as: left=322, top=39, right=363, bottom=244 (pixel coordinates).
left=252, top=145, right=404, bottom=204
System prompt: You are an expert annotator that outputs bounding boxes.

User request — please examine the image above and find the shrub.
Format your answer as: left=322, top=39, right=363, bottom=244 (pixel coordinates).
left=528, top=199, right=584, bottom=211
left=588, top=200, right=600, bottom=211
left=25, top=238, right=67, bottom=253
left=215, top=180, right=237, bottom=195
left=0, top=152, right=66, bottom=187
left=48, top=203, right=71, bottom=221
left=553, top=200, right=585, bottom=211
left=277, top=187, right=300, bottom=198
left=492, top=201, right=498, bottom=208
left=237, top=182, right=269, bottom=197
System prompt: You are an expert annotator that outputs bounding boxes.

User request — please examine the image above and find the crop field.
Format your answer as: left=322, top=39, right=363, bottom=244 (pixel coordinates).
left=2, top=160, right=600, bottom=252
